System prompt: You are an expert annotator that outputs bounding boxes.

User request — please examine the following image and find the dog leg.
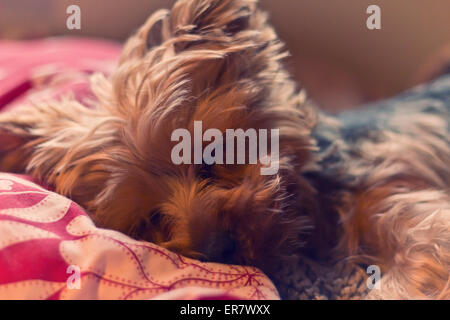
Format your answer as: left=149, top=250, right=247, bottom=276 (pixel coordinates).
left=340, top=185, right=450, bottom=299
left=338, top=122, right=450, bottom=299
left=365, top=189, right=450, bottom=299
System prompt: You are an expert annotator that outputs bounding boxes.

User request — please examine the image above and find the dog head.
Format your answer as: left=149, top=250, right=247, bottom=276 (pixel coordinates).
left=0, top=0, right=318, bottom=272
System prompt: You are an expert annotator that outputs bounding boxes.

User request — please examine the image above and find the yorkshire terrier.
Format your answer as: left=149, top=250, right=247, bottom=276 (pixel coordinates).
left=0, top=0, right=448, bottom=299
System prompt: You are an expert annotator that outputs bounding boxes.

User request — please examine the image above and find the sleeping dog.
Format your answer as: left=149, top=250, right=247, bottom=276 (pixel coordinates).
left=0, top=0, right=448, bottom=299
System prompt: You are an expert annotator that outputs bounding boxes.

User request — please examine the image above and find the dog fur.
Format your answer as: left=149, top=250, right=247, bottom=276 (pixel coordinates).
left=0, top=0, right=449, bottom=299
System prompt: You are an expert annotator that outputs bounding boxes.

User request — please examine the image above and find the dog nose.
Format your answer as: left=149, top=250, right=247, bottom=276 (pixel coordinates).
left=203, top=233, right=237, bottom=264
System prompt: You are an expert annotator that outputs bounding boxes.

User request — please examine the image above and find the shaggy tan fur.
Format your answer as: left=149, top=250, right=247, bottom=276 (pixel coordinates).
left=0, top=0, right=448, bottom=299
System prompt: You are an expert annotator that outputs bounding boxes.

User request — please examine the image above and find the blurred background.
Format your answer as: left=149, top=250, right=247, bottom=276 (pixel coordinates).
left=1, top=0, right=449, bottom=111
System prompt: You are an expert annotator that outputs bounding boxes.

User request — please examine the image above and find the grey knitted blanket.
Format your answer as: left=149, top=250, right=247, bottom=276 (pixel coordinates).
left=272, top=256, right=370, bottom=300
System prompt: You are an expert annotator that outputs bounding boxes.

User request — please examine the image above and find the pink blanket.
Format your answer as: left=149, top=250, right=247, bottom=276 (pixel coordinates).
left=0, top=38, right=279, bottom=300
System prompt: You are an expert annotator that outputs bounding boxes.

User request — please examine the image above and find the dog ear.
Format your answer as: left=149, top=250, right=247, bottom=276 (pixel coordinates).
left=118, top=9, right=170, bottom=62
left=122, top=0, right=256, bottom=61
left=145, top=10, right=168, bottom=50
left=0, top=102, right=114, bottom=203
left=171, top=0, right=254, bottom=34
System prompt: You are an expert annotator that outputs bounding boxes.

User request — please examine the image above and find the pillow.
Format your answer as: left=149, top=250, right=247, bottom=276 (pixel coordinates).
left=0, top=173, right=279, bottom=300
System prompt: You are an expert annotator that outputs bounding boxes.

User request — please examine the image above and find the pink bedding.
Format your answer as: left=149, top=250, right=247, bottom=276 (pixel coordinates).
left=0, top=38, right=279, bottom=300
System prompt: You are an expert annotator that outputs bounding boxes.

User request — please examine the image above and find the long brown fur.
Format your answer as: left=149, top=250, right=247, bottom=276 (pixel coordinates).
left=0, top=0, right=448, bottom=299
